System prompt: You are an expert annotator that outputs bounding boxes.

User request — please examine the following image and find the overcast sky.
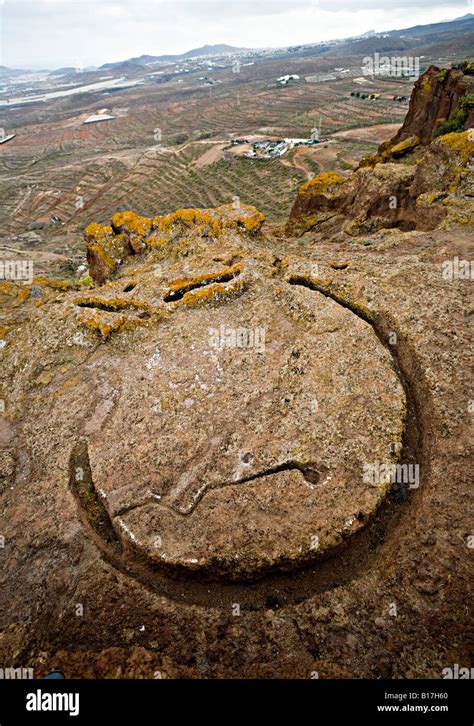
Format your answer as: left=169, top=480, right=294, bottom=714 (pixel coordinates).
left=1, top=0, right=471, bottom=70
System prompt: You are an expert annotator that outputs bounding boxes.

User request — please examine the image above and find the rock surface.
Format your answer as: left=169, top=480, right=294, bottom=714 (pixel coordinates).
left=0, top=204, right=406, bottom=581
left=0, top=85, right=472, bottom=679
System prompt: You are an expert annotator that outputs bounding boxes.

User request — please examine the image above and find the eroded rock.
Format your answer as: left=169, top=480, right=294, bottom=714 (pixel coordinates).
left=1, top=211, right=405, bottom=580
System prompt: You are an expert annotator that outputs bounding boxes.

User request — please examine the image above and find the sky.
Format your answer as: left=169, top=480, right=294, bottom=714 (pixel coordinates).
left=0, top=0, right=472, bottom=70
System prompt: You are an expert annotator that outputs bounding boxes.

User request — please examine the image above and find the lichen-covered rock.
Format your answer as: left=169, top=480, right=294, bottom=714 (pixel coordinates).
left=85, top=223, right=131, bottom=285
left=389, top=134, right=420, bottom=158
left=285, top=172, right=349, bottom=236
left=0, top=208, right=407, bottom=580
left=85, top=204, right=265, bottom=285
left=0, top=67, right=472, bottom=678
left=285, top=68, right=474, bottom=238
left=378, top=65, right=474, bottom=153
left=1, top=188, right=472, bottom=679
left=111, top=211, right=153, bottom=254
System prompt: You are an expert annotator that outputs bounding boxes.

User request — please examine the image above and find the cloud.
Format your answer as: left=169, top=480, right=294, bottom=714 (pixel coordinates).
left=0, top=0, right=469, bottom=69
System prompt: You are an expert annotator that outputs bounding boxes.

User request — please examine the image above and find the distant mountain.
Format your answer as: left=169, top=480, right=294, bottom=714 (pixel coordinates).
left=386, top=13, right=474, bottom=37
left=99, top=44, right=250, bottom=70
left=0, top=64, right=26, bottom=79
left=325, top=14, right=474, bottom=57
left=99, top=59, right=148, bottom=73
left=181, top=44, right=249, bottom=58
left=49, top=67, right=80, bottom=76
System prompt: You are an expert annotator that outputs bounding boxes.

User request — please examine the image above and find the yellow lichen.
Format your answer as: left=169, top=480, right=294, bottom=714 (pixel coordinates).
left=83, top=313, right=124, bottom=339
left=438, top=130, right=474, bottom=165
left=32, top=277, right=75, bottom=291
left=181, top=277, right=246, bottom=307
left=422, top=78, right=432, bottom=94
left=111, top=211, right=152, bottom=238
left=166, top=263, right=243, bottom=294
left=84, top=223, right=113, bottom=244
left=78, top=307, right=150, bottom=340
left=299, top=171, right=346, bottom=195
left=389, top=135, right=420, bottom=157
left=232, top=213, right=265, bottom=233
left=152, top=206, right=264, bottom=237
left=153, top=208, right=223, bottom=236
left=0, top=281, right=15, bottom=295
left=17, top=287, right=30, bottom=302
left=0, top=281, right=31, bottom=305
left=416, top=191, right=444, bottom=206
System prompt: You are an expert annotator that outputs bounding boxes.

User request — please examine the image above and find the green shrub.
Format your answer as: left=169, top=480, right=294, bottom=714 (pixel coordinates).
left=435, top=94, right=473, bottom=136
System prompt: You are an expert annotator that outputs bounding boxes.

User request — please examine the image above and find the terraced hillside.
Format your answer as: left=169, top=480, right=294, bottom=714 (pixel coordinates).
left=0, top=76, right=409, bottom=242
left=0, top=29, right=471, bottom=277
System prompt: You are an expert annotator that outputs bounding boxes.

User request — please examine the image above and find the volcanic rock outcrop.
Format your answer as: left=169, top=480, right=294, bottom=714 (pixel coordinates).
left=378, top=62, right=474, bottom=152
left=0, top=202, right=407, bottom=580
left=85, top=204, right=265, bottom=286
left=286, top=65, right=474, bottom=237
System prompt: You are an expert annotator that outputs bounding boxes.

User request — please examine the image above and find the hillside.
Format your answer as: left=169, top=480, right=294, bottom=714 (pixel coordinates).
left=0, top=61, right=473, bottom=682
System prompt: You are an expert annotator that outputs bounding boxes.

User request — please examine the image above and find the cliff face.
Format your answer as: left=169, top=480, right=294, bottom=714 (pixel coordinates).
left=285, top=65, right=474, bottom=238
left=379, top=63, right=474, bottom=152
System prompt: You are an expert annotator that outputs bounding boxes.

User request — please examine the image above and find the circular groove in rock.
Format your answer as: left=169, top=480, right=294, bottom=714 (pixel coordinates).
left=64, top=276, right=421, bottom=606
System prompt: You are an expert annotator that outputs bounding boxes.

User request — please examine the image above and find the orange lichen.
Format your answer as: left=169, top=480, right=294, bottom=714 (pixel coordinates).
left=16, top=287, right=30, bottom=302
left=84, top=223, right=113, bottom=244
left=0, top=281, right=31, bottom=305
left=77, top=307, right=151, bottom=340
left=73, top=293, right=155, bottom=340
left=83, top=204, right=264, bottom=283
left=232, top=213, right=265, bottom=234
left=0, top=281, right=15, bottom=293
left=152, top=206, right=265, bottom=237
left=82, top=312, right=126, bottom=339
left=153, top=208, right=223, bottom=236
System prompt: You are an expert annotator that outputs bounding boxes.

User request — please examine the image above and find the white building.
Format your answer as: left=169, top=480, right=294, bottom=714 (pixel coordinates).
left=83, top=113, right=115, bottom=124
left=277, top=74, right=300, bottom=85
left=0, top=133, right=16, bottom=145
